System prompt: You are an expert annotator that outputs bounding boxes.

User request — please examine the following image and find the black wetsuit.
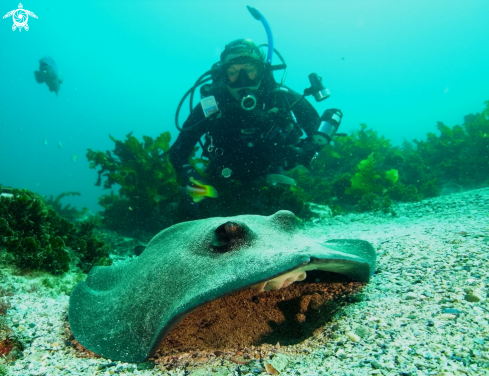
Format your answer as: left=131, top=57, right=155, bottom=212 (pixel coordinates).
left=170, top=84, right=321, bottom=187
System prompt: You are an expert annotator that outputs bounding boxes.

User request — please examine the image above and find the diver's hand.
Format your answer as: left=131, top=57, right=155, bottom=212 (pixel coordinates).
left=186, top=177, right=218, bottom=203
left=287, top=141, right=322, bottom=167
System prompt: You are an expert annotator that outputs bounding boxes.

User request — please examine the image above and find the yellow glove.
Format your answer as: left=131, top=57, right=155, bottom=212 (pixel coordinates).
left=186, top=177, right=219, bottom=203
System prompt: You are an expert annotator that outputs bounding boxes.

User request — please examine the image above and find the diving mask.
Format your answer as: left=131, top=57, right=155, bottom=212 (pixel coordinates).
left=225, top=60, right=264, bottom=88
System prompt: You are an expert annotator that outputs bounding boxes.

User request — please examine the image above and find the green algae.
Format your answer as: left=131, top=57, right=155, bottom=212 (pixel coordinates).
left=0, top=188, right=111, bottom=275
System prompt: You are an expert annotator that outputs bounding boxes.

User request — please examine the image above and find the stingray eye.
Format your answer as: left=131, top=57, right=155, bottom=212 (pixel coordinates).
left=211, top=221, right=248, bottom=251
left=270, top=210, right=299, bottom=231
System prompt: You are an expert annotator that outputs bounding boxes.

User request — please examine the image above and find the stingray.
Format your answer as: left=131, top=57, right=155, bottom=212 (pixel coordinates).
left=69, top=211, right=376, bottom=363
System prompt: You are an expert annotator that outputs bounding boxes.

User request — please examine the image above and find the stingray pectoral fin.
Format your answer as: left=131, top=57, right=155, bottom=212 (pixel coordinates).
left=253, top=252, right=374, bottom=293
left=321, top=239, right=377, bottom=281
left=34, top=70, right=44, bottom=83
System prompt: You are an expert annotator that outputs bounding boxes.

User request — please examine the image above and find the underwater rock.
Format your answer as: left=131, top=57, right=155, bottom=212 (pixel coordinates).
left=307, top=202, right=333, bottom=219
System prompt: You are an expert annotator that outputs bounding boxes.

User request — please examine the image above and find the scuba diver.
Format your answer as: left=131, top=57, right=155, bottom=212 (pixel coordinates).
left=170, top=7, right=343, bottom=219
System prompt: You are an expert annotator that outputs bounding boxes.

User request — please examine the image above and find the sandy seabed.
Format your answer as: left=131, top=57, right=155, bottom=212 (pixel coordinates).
left=1, top=187, right=488, bottom=376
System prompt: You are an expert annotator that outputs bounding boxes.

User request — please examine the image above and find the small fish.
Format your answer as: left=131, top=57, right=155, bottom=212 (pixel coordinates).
left=266, top=174, right=296, bottom=186
left=186, top=177, right=218, bottom=202
left=71, top=155, right=78, bottom=162
left=34, top=56, right=64, bottom=96
left=43, top=139, right=48, bottom=146
left=58, top=142, right=63, bottom=149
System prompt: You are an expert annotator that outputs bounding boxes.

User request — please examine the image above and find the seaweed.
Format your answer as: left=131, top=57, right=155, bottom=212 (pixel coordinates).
left=73, top=222, right=112, bottom=273
left=87, top=132, right=181, bottom=203
left=413, top=101, right=489, bottom=189
left=346, top=153, right=398, bottom=196
left=341, top=153, right=398, bottom=213
left=0, top=188, right=112, bottom=275
left=287, top=125, right=403, bottom=213
left=286, top=101, right=489, bottom=215
left=44, top=192, right=90, bottom=221
left=86, top=132, right=200, bottom=235
left=312, top=123, right=401, bottom=177
left=84, top=102, right=489, bottom=225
